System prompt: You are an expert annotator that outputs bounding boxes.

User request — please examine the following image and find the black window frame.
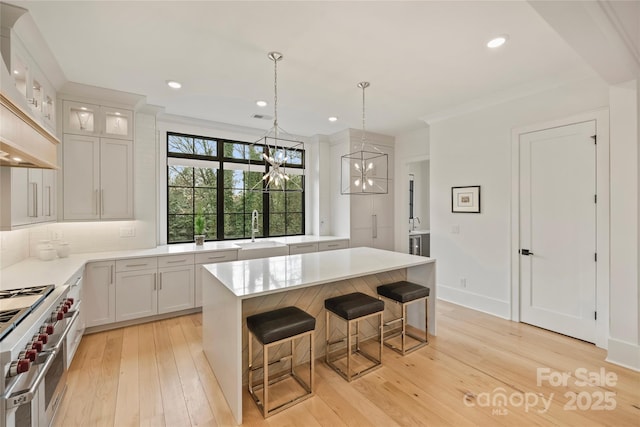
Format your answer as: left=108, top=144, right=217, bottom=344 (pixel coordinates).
left=166, top=131, right=305, bottom=243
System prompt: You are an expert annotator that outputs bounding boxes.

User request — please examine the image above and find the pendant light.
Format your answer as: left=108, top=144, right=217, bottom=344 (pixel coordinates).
left=249, top=52, right=304, bottom=192
left=341, top=82, right=388, bottom=195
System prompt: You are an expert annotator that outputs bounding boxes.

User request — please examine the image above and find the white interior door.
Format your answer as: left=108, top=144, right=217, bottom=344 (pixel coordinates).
left=520, top=120, right=596, bottom=343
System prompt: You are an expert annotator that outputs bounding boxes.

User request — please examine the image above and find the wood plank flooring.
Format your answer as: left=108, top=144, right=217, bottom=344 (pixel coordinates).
left=54, top=301, right=640, bottom=427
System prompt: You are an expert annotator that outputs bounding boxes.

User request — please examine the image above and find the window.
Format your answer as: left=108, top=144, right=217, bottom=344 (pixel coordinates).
left=167, top=132, right=304, bottom=243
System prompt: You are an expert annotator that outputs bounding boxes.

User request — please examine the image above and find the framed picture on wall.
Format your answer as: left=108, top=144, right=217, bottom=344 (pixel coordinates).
left=452, top=186, right=481, bottom=213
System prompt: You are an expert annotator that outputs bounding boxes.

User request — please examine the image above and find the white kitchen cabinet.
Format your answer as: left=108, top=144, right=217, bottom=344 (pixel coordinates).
left=0, top=167, right=56, bottom=229
left=115, top=268, right=157, bottom=322
left=318, top=239, right=349, bottom=251
left=115, top=255, right=194, bottom=321
left=10, top=37, right=57, bottom=134
left=158, top=265, right=195, bottom=314
left=194, top=250, right=238, bottom=307
left=84, top=261, right=116, bottom=327
left=288, top=242, right=318, bottom=255
left=63, top=134, right=133, bottom=220
left=349, top=144, right=394, bottom=251
left=63, top=100, right=133, bottom=140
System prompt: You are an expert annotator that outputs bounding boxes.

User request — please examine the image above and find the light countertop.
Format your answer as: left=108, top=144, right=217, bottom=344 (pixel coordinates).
left=0, top=236, right=348, bottom=290
left=409, top=229, right=430, bottom=235
left=203, top=246, right=435, bottom=299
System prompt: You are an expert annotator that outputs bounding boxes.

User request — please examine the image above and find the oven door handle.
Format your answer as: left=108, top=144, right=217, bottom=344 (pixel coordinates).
left=4, top=309, right=79, bottom=410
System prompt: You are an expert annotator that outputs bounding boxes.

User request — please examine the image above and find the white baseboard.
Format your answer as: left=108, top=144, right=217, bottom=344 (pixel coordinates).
left=606, top=338, right=640, bottom=371
left=437, top=284, right=510, bottom=320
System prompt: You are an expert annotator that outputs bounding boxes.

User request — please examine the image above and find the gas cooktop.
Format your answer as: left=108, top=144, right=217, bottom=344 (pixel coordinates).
left=0, top=285, right=54, bottom=342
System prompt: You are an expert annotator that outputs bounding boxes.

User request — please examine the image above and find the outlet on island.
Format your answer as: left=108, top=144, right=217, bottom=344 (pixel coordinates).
left=119, top=227, right=135, bottom=237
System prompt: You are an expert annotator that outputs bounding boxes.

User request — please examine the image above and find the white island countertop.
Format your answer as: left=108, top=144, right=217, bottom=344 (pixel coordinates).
left=203, top=246, right=435, bottom=299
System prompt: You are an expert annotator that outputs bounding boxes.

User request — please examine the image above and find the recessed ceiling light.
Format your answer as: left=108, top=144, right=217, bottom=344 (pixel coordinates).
left=12, top=157, right=22, bottom=162
left=256, top=100, right=268, bottom=107
left=167, top=80, right=182, bottom=89
left=487, top=36, right=508, bottom=48
left=328, top=116, right=338, bottom=122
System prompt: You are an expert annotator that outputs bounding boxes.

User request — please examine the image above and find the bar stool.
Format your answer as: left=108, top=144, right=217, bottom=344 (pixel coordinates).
left=377, top=281, right=430, bottom=355
left=247, top=306, right=316, bottom=418
left=324, top=292, right=384, bottom=381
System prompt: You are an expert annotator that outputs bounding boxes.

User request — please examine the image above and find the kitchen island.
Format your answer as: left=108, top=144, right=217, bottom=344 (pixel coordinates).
left=201, top=247, right=436, bottom=424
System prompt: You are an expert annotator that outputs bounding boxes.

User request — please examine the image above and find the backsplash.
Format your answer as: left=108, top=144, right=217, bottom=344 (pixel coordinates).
left=0, top=220, right=156, bottom=269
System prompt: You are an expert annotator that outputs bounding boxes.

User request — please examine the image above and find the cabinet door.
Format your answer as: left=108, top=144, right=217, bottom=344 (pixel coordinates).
left=40, top=169, right=56, bottom=222
left=85, top=261, right=116, bottom=327
left=10, top=168, right=30, bottom=226
left=63, top=100, right=100, bottom=135
left=63, top=134, right=100, bottom=220
left=27, top=169, right=43, bottom=221
left=158, top=265, right=194, bottom=314
left=101, top=107, right=133, bottom=140
left=100, top=138, right=133, bottom=219
left=115, top=269, right=157, bottom=322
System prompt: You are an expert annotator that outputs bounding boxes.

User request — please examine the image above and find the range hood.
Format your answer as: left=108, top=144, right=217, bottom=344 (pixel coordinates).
left=0, top=92, right=59, bottom=169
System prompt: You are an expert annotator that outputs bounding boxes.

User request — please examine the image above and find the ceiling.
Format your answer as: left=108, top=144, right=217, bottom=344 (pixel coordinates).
left=14, top=1, right=594, bottom=137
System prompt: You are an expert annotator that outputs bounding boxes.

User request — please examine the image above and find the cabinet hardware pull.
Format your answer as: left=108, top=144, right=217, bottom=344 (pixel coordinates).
left=110, top=265, right=114, bottom=284
left=295, top=244, right=314, bottom=248
left=207, top=255, right=227, bottom=260
left=126, top=263, right=148, bottom=267
left=166, top=259, right=186, bottom=264
left=372, top=215, right=377, bottom=239
left=153, top=273, right=157, bottom=290
left=101, top=189, right=104, bottom=215
left=159, top=273, right=162, bottom=290
left=327, top=244, right=339, bottom=247
left=28, top=183, right=37, bottom=217
left=94, top=189, right=98, bottom=215
left=46, top=186, right=51, bottom=216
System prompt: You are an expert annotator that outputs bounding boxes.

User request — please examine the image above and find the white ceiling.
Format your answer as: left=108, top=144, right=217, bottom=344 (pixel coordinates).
left=16, top=0, right=594, bottom=137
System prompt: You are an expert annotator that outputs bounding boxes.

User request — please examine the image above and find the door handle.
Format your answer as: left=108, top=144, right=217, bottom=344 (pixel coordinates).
left=520, top=249, right=534, bottom=256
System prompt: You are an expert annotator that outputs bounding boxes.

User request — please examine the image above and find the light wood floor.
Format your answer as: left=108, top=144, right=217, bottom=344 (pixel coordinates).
left=54, top=301, right=640, bottom=427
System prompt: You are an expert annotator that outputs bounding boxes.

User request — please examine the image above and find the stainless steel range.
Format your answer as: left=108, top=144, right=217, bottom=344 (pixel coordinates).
left=0, top=280, right=79, bottom=427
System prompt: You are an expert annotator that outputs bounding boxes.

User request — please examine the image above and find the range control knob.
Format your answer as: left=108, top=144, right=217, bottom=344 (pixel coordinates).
left=37, top=334, right=48, bottom=345
left=66, top=297, right=75, bottom=305
left=59, top=304, right=68, bottom=314
left=40, top=324, right=55, bottom=335
left=51, top=311, right=64, bottom=322
left=18, top=349, right=37, bottom=362
left=31, top=340, right=43, bottom=353
left=8, top=359, right=30, bottom=376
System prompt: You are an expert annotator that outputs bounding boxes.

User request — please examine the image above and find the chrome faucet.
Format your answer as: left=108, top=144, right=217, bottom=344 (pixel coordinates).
left=251, top=210, right=259, bottom=242
left=410, top=216, right=421, bottom=231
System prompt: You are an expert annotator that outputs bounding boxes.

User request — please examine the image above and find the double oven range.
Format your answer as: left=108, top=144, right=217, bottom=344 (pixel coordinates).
left=0, top=268, right=83, bottom=427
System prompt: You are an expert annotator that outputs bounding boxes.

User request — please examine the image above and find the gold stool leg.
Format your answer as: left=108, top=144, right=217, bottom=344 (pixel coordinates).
left=263, top=340, right=269, bottom=417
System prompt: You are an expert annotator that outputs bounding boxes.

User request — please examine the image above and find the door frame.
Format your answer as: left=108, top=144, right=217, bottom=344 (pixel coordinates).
left=510, top=108, right=609, bottom=349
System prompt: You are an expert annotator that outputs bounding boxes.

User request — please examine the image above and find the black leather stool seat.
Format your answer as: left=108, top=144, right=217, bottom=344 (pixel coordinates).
left=247, top=306, right=316, bottom=345
left=325, top=292, right=384, bottom=320
left=377, top=281, right=429, bottom=303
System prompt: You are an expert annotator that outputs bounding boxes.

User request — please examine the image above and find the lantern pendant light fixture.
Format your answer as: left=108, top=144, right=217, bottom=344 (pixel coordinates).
left=249, top=51, right=304, bottom=192
left=340, top=82, right=388, bottom=195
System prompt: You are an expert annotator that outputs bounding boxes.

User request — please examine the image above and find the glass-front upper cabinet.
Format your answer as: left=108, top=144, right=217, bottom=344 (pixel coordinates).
left=63, top=100, right=133, bottom=140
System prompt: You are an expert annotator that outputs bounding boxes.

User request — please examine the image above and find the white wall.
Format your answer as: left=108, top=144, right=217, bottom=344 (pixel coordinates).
left=607, top=79, right=640, bottom=369
left=430, top=75, right=609, bottom=319
left=394, top=126, right=429, bottom=252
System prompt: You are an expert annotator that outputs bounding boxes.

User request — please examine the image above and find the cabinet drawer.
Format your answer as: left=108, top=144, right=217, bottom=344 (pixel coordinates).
left=318, top=240, right=349, bottom=251
left=288, top=243, right=318, bottom=255
left=116, top=257, right=158, bottom=272
left=195, top=250, right=238, bottom=265
left=158, top=254, right=195, bottom=268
